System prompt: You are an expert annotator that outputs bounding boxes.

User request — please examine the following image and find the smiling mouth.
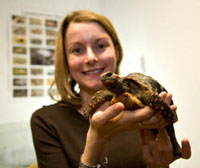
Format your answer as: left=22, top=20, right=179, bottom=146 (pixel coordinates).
left=83, top=68, right=105, bottom=75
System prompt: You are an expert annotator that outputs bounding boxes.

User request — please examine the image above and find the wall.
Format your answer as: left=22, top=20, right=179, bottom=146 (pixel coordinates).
left=101, top=0, right=200, bottom=168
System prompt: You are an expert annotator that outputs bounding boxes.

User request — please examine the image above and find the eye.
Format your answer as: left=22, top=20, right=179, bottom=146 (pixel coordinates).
left=95, top=41, right=109, bottom=52
left=72, top=48, right=81, bottom=53
left=98, top=44, right=106, bottom=49
left=94, top=44, right=106, bottom=52
left=70, top=47, right=84, bottom=55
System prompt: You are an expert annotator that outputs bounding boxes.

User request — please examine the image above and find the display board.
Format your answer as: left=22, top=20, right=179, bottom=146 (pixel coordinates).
left=9, top=10, right=63, bottom=98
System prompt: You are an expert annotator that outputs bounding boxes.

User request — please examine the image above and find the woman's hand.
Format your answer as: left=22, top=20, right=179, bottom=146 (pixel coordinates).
left=139, top=129, right=191, bottom=168
left=89, top=91, right=175, bottom=141
left=89, top=103, right=164, bottom=142
left=138, top=92, right=191, bottom=167
left=82, top=102, right=159, bottom=166
left=82, top=91, right=178, bottom=165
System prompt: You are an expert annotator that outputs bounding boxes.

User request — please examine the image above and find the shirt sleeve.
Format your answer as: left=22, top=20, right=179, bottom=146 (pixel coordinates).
left=30, top=109, right=71, bottom=168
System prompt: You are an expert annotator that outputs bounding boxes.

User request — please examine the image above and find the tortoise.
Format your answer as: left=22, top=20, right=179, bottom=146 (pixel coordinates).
left=83, top=71, right=181, bottom=157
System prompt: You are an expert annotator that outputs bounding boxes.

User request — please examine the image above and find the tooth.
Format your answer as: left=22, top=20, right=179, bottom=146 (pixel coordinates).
left=86, top=69, right=101, bottom=74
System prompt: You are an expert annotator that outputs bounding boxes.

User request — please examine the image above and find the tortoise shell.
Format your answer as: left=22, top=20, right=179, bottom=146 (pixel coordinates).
left=83, top=71, right=181, bottom=157
left=84, top=72, right=178, bottom=123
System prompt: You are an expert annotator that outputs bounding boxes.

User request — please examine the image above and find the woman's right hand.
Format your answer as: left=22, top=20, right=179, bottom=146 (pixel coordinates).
left=89, top=91, right=176, bottom=142
left=82, top=102, right=169, bottom=166
left=81, top=92, right=176, bottom=166
left=90, top=102, right=170, bottom=142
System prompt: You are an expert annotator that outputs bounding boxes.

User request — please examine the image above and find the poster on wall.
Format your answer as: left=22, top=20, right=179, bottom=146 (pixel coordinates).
left=10, top=10, right=63, bottom=99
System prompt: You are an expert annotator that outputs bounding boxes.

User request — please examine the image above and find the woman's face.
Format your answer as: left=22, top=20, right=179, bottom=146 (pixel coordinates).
left=65, top=22, right=118, bottom=93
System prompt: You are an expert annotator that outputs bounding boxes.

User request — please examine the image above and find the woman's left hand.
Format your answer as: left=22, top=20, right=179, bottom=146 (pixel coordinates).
left=139, top=128, right=191, bottom=168
left=138, top=92, right=191, bottom=168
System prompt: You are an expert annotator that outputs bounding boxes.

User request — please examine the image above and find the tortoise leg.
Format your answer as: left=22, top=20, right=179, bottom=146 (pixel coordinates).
left=83, top=90, right=113, bottom=119
left=147, top=93, right=177, bottom=124
left=166, top=124, right=182, bottom=157
left=111, top=92, right=145, bottom=109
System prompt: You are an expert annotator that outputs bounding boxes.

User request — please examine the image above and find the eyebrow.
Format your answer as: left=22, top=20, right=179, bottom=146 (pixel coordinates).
left=67, top=37, right=110, bottom=47
left=95, top=37, right=110, bottom=42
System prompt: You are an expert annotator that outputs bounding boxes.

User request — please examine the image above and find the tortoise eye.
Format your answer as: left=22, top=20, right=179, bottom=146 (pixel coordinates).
left=105, top=72, right=113, bottom=78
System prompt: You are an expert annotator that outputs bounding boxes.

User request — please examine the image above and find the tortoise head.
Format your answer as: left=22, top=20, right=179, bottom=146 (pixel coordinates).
left=100, top=72, right=124, bottom=94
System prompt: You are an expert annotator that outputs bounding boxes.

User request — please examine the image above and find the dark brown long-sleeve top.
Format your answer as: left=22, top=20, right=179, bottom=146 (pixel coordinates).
left=31, top=102, right=146, bottom=168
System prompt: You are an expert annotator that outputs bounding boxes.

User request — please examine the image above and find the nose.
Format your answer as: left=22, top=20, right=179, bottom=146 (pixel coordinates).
left=84, top=47, right=98, bottom=64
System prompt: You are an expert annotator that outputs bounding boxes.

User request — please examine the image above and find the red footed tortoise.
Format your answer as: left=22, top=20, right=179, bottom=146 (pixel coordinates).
left=83, top=71, right=181, bottom=157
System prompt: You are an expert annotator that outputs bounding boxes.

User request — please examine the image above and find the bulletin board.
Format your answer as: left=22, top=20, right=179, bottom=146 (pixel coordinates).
left=9, top=10, right=63, bottom=98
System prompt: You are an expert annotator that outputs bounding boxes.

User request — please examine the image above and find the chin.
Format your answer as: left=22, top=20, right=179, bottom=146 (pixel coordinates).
left=86, top=82, right=103, bottom=93
left=90, top=83, right=103, bottom=90
left=80, top=80, right=103, bottom=92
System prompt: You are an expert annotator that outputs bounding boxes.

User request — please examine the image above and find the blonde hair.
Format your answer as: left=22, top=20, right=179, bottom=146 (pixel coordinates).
left=50, top=10, right=123, bottom=108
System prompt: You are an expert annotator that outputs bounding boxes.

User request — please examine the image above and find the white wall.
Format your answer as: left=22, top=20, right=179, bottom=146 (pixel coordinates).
left=0, top=0, right=199, bottom=167
left=101, top=0, right=200, bottom=168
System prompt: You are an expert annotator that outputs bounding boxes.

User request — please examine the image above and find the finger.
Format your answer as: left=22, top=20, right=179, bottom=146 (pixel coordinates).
left=138, top=129, right=145, bottom=145
left=114, top=106, right=154, bottom=126
left=157, top=128, right=171, bottom=145
left=142, top=112, right=167, bottom=129
left=165, top=93, right=172, bottom=105
left=159, top=92, right=173, bottom=105
left=157, top=128, right=174, bottom=163
left=138, top=130, right=154, bottom=165
left=143, top=130, right=163, bottom=165
left=170, top=105, right=177, bottom=112
left=142, top=143, right=155, bottom=166
left=159, top=91, right=167, bottom=99
left=136, top=106, right=155, bottom=121
left=181, top=139, right=191, bottom=159
left=92, top=102, right=124, bottom=124
left=157, top=128, right=173, bottom=149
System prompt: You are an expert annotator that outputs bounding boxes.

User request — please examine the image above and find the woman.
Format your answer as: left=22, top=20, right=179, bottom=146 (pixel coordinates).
left=31, top=10, right=191, bottom=168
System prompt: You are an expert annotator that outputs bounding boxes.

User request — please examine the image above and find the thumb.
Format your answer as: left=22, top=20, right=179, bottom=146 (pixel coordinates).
left=102, top=102, right=125, bottom=121
left=181, top=139, right=191, bottom=159
left=92, top=102, right=124, bottom=124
